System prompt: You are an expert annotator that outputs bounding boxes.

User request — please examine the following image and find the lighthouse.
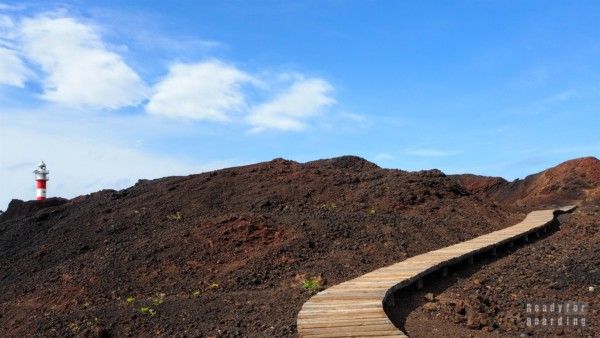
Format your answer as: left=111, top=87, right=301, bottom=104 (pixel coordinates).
left=33, top=161, right=49, bottom=201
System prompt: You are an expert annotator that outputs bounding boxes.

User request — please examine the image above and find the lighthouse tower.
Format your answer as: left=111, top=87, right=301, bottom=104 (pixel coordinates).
left=33, top=161, right=49, bottom=201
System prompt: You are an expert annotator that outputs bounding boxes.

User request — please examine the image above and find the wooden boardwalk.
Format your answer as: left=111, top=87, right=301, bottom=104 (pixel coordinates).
left=297, top=206, right=576, bottom=337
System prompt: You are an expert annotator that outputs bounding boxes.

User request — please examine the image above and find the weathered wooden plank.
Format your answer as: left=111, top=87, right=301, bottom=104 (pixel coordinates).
left=300, top=324, right=403, bottom=335
left=302, top=332, right=406, bottom=338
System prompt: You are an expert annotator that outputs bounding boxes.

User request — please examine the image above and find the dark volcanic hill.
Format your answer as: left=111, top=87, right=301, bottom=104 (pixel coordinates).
left=0, top=156, right=520, bottom=337
left=453, top=156, right=600, bottom=207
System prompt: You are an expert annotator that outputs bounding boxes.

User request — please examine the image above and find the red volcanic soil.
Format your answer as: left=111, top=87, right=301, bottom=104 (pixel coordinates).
left=454, top=157, right=600, bottom=207
left=451, top=174, right=508, bottom=196
left=2, top=155, right=598, bottom=337
left=0, top=156, right=520, bottom=337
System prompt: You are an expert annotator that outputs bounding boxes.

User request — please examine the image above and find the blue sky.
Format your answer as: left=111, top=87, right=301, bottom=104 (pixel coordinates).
left=1, top=1, right=599, bottom=209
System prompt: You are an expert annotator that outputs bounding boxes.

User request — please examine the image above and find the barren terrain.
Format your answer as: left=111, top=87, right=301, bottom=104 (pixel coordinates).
left=0, top=156, right=516, bottom=337
left=1, top=156, right=598, bottom=337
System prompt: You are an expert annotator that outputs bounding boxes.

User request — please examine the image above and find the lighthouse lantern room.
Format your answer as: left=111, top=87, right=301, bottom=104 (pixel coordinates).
left=34, top=161, right=49, bottom=201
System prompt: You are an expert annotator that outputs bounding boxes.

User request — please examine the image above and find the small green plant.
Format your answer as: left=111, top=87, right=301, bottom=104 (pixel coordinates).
left=192, top=290, right=201, bottom=298
left=126, top=296, right=135, bottom=304
left=209, top=282, right=219, bottom=289
left=167, top=211, right=183, bottom=221
left=150, top=292, right=165, bottom=305
left=139, top=306, right=157, bottom=317
left=302, top=276, right=323, bottom=294
left=319, top=202, right=337, bottom=211
left=68, top=322, right=80, bottom=333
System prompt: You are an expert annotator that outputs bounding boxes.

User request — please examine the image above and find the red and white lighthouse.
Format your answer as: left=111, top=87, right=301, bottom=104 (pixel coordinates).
left=33, top=161, right=49, bottom=201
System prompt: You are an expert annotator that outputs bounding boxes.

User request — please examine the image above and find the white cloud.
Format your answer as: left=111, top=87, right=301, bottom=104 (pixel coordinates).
left=406, top=148, right=459, bottom=157
left=0, top=47, right=29, bottom=86
left=1, top=12, right=342, bottom=133
left=18, top=15, right=147, bottom=108
left=247, top=77, right=335, bottom=132
left=146, top=60, right=254, bottom=121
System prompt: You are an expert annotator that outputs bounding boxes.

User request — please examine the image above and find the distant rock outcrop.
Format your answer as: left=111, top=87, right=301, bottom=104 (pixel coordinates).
left=453, top=157, right=600, bottom=207
left=0, top=197, right=68, bottom=222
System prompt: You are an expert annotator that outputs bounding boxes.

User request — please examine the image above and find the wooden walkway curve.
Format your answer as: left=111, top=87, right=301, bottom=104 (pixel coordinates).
left=297, top=206, right=576, bottom=337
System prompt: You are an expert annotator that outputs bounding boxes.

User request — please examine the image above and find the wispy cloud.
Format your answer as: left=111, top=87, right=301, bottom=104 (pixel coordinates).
left=545, top=144, right=600, bottom=155
left=545, top=90, right=576, bottom=103
left=247, top=77, right=335, bottom=132
left=0, top=47, right=30, bottom=86
left=0, top=2, right=25, bottom=11
left=373, top=153, right=394, bottom=161
left=315, top=110, right=371, bottom=132
left=131, top=31, right=224, bottom=54
left=88, top=7, right=224, bottom=56
left=405, top=148, right=459, bottom=157
left=0, top=14, right=15, bottom=39
left=502, top=89, right=578, bottom=115
left=0, top=14, right=30, bottom=87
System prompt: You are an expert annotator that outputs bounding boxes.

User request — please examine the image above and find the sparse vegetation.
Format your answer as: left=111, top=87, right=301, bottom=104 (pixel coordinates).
left=68, top=322, right=80, bottom=334
left=150, top=293, right=165, bottom=306
left=209, top=282, right=219, bottom=289
left=167, top=211, right=183, bottom=221
left=126, top=296, right=135, bottom=304
left=369, top=208, right=376, bottom=215
left=302, top=276, right=323, bottom=294
left=139, top=306, right=157, bottom=317
left=319, top=202, right=337, bottom=211
left=192, top=290, right=201, bottom=298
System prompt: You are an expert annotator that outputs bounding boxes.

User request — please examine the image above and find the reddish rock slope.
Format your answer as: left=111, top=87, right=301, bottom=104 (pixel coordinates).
left=454, top=157, right=600, bottom=207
